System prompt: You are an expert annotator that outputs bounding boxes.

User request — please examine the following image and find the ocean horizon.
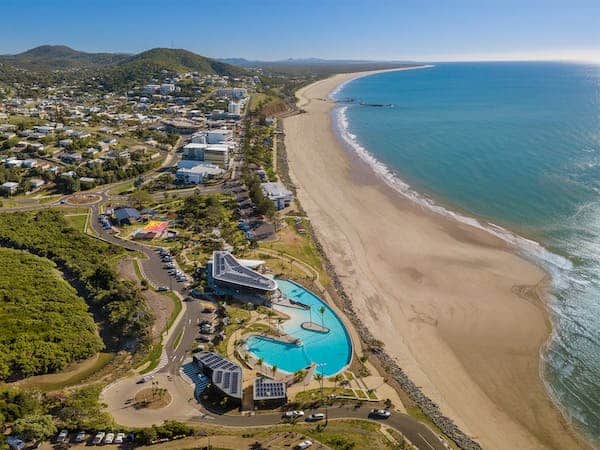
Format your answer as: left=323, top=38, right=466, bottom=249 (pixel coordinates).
left=331, top=61, right=600, bottom=444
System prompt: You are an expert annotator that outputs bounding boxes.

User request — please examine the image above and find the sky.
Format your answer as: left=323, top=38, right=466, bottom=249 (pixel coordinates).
left=1, top=0, right=599, bottom=62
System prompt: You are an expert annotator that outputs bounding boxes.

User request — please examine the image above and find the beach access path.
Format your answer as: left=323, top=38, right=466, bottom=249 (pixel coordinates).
left=283, top=70, right=588, bottom=450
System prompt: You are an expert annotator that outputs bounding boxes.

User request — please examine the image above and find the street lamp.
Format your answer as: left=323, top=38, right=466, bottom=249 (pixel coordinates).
left=316, top=362, right=328, bottom=426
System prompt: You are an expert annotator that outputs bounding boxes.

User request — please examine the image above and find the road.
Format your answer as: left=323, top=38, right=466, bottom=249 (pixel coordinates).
left=2, top=137, right=449, bottom=449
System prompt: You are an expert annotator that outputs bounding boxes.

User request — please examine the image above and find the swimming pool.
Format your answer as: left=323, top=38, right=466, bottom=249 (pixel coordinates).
left=245, top=279, right=352, bottom=377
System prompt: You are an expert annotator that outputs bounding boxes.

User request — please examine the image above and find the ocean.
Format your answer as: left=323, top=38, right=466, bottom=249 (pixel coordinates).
left=332, top=62, right=600, bottom=444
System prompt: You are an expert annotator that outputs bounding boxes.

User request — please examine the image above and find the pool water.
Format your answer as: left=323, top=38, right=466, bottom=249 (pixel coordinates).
left=245, top=280, right=353, bottom=377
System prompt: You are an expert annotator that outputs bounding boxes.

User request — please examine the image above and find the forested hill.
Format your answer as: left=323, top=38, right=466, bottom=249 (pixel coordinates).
left=98, top=48, right=248, bottom=89
left=0, top=45, right=251, bottom=91
left=0, top=45, right=129, bottom=71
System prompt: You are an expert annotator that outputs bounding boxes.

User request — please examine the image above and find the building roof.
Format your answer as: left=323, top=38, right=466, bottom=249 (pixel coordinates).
left=114, top=207, right=140, bottom=222
left=194, top=351, right=243, bottom=398
left=212, top=251, right=277, bottom=292
left=253, top=377, right=287, bottom=401
left=261, top=182, right=292, bottom=199
left=177, top=162, right=224, bottom=176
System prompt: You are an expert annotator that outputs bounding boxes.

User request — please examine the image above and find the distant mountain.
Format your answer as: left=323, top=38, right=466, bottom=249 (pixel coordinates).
left=0, top=45, right=129, bottom=71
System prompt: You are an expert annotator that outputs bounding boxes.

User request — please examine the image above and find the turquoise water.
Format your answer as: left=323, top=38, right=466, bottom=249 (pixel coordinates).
left=245, top=280, right=352, bottom=377
left=333, top=62, right=600, bottom=443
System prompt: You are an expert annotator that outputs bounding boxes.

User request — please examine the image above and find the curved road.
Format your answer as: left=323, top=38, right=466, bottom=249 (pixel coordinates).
left=1, top=149, right=449, bottom=449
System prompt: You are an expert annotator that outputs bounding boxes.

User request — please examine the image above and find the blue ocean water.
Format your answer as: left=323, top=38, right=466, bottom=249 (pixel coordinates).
left=332, top=62, right=600, bottom=443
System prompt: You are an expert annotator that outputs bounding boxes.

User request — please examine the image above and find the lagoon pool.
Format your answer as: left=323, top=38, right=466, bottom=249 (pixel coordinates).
left=245, top=279, right=352, bottom=377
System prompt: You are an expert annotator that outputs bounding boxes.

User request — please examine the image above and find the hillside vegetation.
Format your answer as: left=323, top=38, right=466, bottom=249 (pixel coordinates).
left=0, top=210, right=153, bottom=368
left=0, top=45, right=128, bottom=71
left=0, top=248, right=103, bottom=380
left=0, top=45, right=250, bottom=91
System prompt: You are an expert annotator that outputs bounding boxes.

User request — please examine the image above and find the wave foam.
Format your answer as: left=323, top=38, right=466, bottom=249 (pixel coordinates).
left=333, top=105, right=573, bottom=279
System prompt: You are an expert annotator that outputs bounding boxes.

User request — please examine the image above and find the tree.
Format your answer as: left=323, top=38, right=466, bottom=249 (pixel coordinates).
left=129, top=189, right=153, bottom=209
left=318, top=306, right=326, bottom=328
left=333, top=374, right=343, bottom=391
left=13, top=414, right=57, bottom=442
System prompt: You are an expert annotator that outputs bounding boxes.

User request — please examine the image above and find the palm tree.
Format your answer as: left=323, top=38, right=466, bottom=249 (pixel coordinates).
left=318, top=306, right=326, bottom=327
left=257, top=357, right=264, bottom=368
left=272, top=365, right=278, bottom=378
left=333, top=374, right=343, bottom=391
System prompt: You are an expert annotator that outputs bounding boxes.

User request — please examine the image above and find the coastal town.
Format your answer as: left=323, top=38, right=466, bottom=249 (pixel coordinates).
left=2, top=4, right=595, bottom=450
left=0, top=46, right=461, bottom=450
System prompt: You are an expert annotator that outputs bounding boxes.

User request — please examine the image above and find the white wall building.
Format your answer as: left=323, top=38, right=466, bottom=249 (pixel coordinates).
left=228, top=101, right=241, bottom=115
left=176, top=162, right=224, bottom=184
left=261, top=182, right=293, bottom=210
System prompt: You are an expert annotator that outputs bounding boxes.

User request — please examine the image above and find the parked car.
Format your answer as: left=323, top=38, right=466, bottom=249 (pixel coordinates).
left=92, top=432, right=105, bottom=445
left=283, top=410, right=304, bottom=419
left=74, top=431, right=86, bottom=443
left=56, top=429, right=69, bottom=443
left=157, top=286, right=169, bottom=292
left=115, top=432, right=125, bottom=444
left=104, top=432, right=115, bottom=444
left=306, top=413, right=325, bottom=422
left=295, top=439, right=313, bottom=449
left=370, top=408, right=391, bottom=419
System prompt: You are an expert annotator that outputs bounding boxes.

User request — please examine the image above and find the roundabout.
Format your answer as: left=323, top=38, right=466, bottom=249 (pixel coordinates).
left=64, top=192, right=103, bottom=205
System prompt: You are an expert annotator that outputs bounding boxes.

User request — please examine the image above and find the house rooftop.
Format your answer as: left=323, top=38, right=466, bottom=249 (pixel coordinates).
left=193, top=351, right=243, bottom=399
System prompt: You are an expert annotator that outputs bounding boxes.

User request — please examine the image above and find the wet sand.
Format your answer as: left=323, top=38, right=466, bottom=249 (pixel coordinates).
left=283, top=70, right=587, bottom=449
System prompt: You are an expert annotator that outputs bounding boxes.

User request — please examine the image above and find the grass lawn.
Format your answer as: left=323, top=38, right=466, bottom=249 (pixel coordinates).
left=137, top=342, right=162, bottom=374
left=64, top=213, right=89, bottom=232
left=260, top=218, right=330, bottom=286
left=38, top=194, right=62, bottom=204
left=165, top=292, right=182, bottom=332
left=214, top=305, right=251, bottom=356
left=108, top=180, right=135, bottom=195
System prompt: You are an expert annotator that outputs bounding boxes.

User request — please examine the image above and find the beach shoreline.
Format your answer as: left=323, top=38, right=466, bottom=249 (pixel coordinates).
left=283, top=69, right=588, bottom=449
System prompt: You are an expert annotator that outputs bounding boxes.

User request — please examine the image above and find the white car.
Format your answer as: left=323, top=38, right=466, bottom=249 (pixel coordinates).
left=296, top=440, right=313, bottom=449
left=115, top=432, right=125, bottom=444
left=104, top=432, right=115, bottom=444
left=370, top=408, right=391, bottom=418
left=284, top=410, right=305, bottom=418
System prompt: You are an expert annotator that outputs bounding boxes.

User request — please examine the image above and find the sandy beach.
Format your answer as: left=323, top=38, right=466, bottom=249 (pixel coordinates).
left=283, top=70, right=587, bottom=450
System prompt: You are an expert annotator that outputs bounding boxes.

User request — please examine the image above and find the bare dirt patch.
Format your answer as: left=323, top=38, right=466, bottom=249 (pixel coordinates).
left=133, top=386, right=172, bottom=409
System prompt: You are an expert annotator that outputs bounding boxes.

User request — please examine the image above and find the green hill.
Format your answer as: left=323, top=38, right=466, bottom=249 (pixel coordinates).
left=98, top=47, right=248, bottom=89
left=0, top=45, right=129, bottom=71
left=0, top=45, right=250, bottom=90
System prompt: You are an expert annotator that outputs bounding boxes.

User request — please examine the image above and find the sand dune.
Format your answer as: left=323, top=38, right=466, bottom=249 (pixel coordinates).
left=283, top=71, right=587, bottom=450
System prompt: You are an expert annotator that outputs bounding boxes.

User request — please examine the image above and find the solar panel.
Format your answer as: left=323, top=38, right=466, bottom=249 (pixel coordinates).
left=230, top=373, right=239, bottom=394
left=222, top=372, right=231, bottom=389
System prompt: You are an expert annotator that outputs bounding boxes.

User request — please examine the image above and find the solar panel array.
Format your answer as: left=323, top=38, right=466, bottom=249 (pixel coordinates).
left=194, top=351, right=243, bottom=399
left=253, top=377, right=287, bottom=400
left=212, top=251, right=277, bottom=291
